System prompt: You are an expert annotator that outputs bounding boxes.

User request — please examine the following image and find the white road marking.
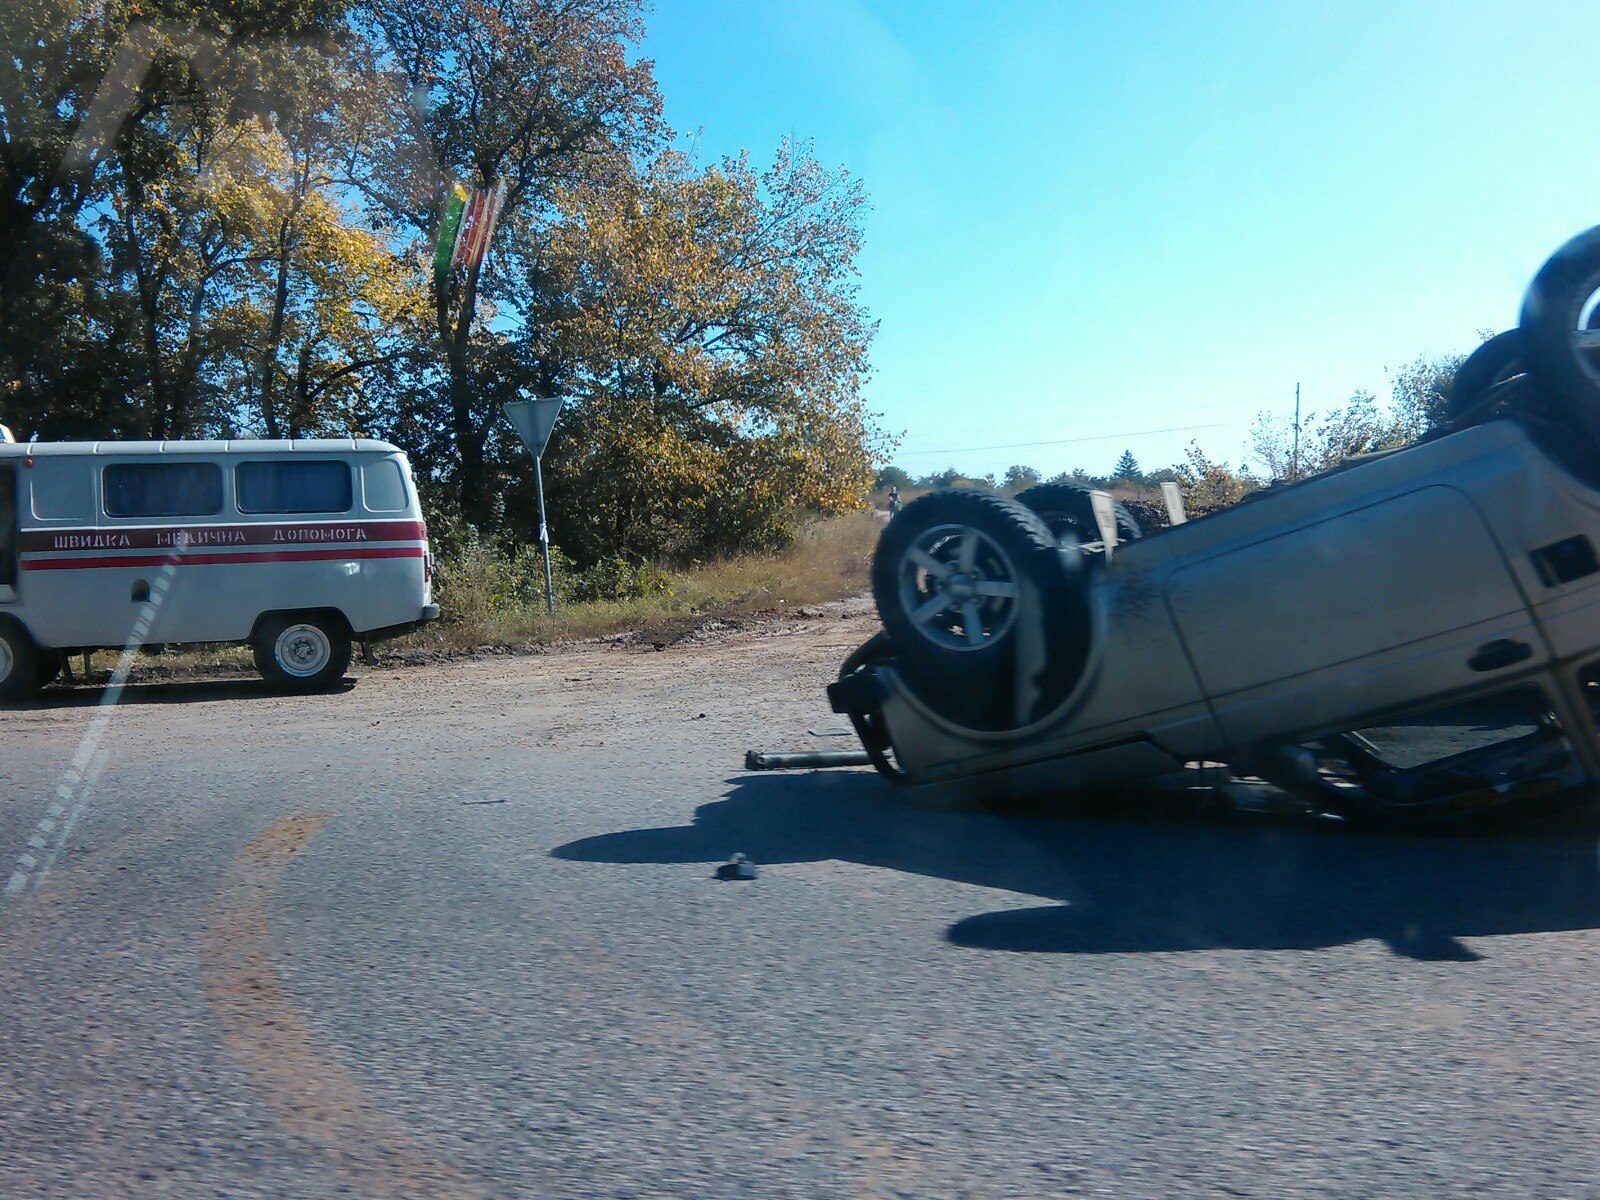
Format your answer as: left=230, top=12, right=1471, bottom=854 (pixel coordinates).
left=4, top=554, right=182, bottom=903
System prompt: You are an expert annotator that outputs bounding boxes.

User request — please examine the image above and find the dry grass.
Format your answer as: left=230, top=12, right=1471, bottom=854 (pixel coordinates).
left=405, top=507, right=883, bottom=649
left=58, top=510, right=884, bottom=681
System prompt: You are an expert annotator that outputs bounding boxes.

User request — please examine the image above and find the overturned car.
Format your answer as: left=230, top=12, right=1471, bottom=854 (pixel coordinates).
left=830, top=226, right=1600, bottom=824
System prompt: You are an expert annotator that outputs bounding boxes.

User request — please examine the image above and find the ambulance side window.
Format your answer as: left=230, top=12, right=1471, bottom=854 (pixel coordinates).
left=362, top=459, right=410, bottom=513
left=30, top=459, right=92, bottom=520
left=103, top=462, right=222, bottom=518
left=236, top=460, right=352, bottom=514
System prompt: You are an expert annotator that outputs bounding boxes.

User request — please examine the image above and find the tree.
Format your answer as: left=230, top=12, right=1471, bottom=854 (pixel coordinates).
left=1113, top=449, right=1141, bottom=482
left=1250, top=388, right=1417, bottom=481
left=534, top=141, right=880, bottom=563
left=1, top=0, right=360, bottom=438
left=874, top=465, right=912, bottom=491
left=1002, top=464, right=1040, bottom=491
left=358, top=0, right=663, bottom=528
left=1, top=1, right=886, bottom=570
left=1390, top=351, right=1466, bottom=440
left=1174, top=441, right=1254, bottom=509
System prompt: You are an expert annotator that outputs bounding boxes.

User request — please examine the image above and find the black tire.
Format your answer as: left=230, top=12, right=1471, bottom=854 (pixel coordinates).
left=253, top=613, right=351, bottom=693
left=0, top=620, right=40, bottom=701
left=33, top=650, right=63, bottom=690
left=1013, top=481, right=1142, bottom=548
left=871, top=489, right=1092, bottom=732
left=1520, top=225, right=1600, bottom=444
left=1445, top=329, right=1525, bottom=424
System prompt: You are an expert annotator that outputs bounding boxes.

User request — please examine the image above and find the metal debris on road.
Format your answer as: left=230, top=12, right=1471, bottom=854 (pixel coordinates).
left=715, top=853, right=758, bottom=881
left=745, top=748, right=872, bottom=770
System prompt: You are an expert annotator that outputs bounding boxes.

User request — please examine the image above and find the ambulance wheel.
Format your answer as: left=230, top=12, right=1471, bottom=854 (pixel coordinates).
left=253, top=614, right=351, bottom=693
left=0, top=620, right=40, bottom=701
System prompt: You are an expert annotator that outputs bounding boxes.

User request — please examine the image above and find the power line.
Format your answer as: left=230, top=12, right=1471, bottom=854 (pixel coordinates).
left=890, top=420, right=1235, bottom=458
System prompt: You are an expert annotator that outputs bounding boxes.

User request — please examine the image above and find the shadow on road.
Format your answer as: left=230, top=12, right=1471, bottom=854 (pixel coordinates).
left=552, top=769, right=1600, bottom=961
left=7, top=677, right=355, bottom=708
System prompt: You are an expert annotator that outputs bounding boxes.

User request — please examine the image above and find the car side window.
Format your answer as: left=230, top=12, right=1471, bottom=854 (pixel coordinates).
left=1311, top=685, right=1581, bottom=809
left=1343, top=689, right=1558, bottom=770
left=103, top=462, right=222, bottom=518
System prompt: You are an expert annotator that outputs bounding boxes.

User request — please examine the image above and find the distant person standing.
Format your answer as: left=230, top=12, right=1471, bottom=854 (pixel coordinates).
left=887, top=486, right=903, bottom=515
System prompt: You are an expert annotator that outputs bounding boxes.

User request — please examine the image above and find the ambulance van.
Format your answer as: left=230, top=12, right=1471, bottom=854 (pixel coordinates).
left=0, top=438, right=438, bottom=697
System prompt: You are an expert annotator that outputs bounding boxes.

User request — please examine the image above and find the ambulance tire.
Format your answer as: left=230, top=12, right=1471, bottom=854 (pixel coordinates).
left=253, top=613, right=352, bottom=693
left=0, top=619, right=40, bottom=701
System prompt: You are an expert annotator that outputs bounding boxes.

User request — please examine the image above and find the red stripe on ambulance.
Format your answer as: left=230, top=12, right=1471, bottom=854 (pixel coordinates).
left=21, top=545, right=427, bottom=571
left=17, top=519, right=425, bottom=554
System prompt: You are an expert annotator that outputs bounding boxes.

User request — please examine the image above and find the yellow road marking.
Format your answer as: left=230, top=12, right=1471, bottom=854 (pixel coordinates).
left=202, top=813, right=484, bottom=1200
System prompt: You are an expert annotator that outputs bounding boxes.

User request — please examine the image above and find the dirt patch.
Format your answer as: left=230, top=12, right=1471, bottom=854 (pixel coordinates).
left=42, top=595, right=877, bottom=690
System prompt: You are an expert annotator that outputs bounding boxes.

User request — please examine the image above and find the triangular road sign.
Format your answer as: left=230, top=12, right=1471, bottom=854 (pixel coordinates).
left=503, top=397, right=563, bottom=458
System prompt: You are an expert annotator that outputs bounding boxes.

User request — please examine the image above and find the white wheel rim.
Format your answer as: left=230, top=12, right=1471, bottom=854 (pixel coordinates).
left=274, top=624, right=331, bottom=678
left=897, top=523, right=1020, bottom=651
left=0, top=637, right=13, bottom=685
left=1567, top=283, right=1600, bottom=388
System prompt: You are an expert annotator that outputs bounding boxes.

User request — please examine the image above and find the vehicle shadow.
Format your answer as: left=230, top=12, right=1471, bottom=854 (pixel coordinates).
left=551, top=769, right=1600, bottom=961
left=5, top=677, right=356, bottom=708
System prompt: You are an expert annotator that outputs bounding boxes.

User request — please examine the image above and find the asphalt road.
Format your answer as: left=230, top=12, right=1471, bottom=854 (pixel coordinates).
left=3, top=603, right=1600, bottom=1199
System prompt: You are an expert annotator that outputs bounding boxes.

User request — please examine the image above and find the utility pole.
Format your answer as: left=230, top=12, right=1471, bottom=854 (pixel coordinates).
left=1292, top=382, right=1301, bottom=480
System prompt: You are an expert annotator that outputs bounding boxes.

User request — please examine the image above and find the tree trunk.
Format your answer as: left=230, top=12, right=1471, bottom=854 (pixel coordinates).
left=437, top=258, right=492, bottom=528
left=257, top=217, right=294, bottom=439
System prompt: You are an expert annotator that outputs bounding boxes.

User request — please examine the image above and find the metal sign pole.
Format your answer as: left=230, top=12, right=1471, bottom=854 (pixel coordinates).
left=534, top=452, right=554, bottom=615
left=502, top=396, right=565, bottom=616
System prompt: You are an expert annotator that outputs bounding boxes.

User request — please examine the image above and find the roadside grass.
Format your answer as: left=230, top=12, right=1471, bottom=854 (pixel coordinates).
left=417, top=507, right=883, bottom=649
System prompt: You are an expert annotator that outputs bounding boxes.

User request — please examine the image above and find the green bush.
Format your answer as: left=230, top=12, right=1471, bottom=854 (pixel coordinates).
left=565, top=553, right=673, bottom=603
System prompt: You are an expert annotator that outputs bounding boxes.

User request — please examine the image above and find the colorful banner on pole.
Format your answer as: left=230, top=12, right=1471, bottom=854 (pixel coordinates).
left=433, top=183, right=469, bottom=282
left=450, top=180, right=507, bottom=274
left=433, top=179, right=506, bottom=283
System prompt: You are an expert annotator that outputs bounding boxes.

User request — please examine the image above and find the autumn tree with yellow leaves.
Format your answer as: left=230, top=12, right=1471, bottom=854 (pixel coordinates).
left=534, top=142, right=880, bottom=563
left=2, top=0, right=884, bottom=568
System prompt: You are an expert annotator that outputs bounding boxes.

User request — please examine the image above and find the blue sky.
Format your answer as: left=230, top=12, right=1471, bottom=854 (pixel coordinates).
left=644, top=1, right=1600, bottom=481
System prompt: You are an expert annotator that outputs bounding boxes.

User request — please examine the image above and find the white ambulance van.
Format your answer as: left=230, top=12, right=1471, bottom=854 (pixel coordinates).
left=0, top=438, right=438, bottom=698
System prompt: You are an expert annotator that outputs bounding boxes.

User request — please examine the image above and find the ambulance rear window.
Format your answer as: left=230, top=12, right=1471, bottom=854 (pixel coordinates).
left=236, top=460, right=352, bottom=514
left=103, top=462, right=222, bottom=518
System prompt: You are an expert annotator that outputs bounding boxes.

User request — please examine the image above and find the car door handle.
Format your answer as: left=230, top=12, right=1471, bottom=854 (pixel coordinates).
left=1468, top=638, right=1532, bottom=672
